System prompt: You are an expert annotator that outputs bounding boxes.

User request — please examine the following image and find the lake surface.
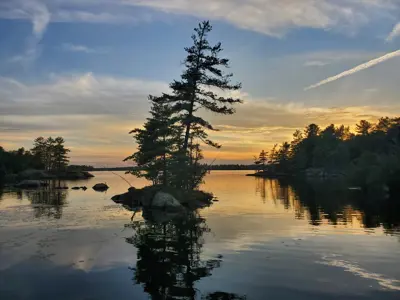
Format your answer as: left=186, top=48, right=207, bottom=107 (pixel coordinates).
left=1, top=171, right=400, bottom=300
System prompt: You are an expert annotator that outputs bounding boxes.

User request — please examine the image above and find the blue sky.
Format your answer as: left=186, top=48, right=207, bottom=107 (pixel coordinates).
left=1, top=0, right=400, bottom=165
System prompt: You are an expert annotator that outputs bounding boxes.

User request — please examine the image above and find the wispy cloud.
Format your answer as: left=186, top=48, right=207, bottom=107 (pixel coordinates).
left=386, top=22, right=400, bottom=42
left=61, top=43, right=109, bottom=54
left=0, top=0, right=398, bottom=37
left=125, top=0, right=398, bottom=37
left=305, top=50, right=400, bottom=90
left=7, top=0, right=51, bottom=65
left=304, top=61, right=330, bottom=67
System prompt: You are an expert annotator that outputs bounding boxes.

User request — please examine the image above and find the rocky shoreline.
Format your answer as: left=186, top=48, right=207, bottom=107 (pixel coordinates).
left=112, top=185, right=214, bottom=211
left=2, top=169, right=95, bottom=186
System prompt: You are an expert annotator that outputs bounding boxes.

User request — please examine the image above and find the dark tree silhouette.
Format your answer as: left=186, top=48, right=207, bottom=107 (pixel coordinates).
left=253, top=117, right=400, bottom=192
left=31, top=136, right=70, bottom=171
left=126, top=21, right=242, bottom=190
left=356, top=120, right=372, bottom=136
left=125, top=98, right=181, bottom=186
left=258, top=150, right=268, bottom=171
left=160, top=21, right=242, bottom=152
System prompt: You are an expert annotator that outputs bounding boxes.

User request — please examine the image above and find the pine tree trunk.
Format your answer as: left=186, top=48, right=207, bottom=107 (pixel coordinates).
left=183, top=122, right=191, bottom=152
left=163, top=153, right=167, bottom=186
left=183, top=25, right=206, bottom=152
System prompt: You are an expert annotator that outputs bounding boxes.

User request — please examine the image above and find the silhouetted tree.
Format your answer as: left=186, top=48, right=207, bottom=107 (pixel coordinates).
left=125, top=98, right=181, bottom=186
left=31, top=136, right=70, bottom=171
left=356, top=120, right=372, bottom=136
left=31, top=137, right=49, bottom=170
left=258, top=150, right=268, bottom=171
left=254, top=117, right=400, bottom=192
left=53, top=137, right=70, bottom=171
left=0, top=145, right=43, bottom=177
left=160, top=21, right=242, bottom=152
left=126, top=21, right=242, bottom=190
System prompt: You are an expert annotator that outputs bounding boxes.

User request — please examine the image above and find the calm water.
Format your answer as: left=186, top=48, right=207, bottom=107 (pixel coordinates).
left=1, top=171, right=399, bottom=300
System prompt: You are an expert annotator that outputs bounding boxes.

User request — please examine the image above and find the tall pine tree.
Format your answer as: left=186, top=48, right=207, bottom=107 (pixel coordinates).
left=160, top=21, right=242, bottom=152
left=126, top=21, right=242, bottom=190
left=53, top=137, right=70, bottom=171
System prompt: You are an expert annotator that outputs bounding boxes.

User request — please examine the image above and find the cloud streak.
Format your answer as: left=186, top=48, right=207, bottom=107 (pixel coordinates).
left=386, top=22, right=400, bottom=42
left=28, top=0, right=51, bottom=39
left=305, top=49, right=400, bottom=90
left=0, top=0, right=398, bottom=37
left=61, top=43, right=109, bottom=54
left=127, top=0, right=397, bottom=37
left=304, top=60, right=330, bottom=67
left=7, top=0, right=51, bottom=65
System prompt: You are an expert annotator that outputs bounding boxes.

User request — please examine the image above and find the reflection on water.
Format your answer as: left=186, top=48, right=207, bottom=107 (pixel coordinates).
left=252, top=177, right=400, bottom=234
left=26, top=185, right=68, bottom=219
left=0, top=171, right=400, bottom=299
left=125, top=212, right=230, bottom=299
left=203, top=292, right=246, bottom=300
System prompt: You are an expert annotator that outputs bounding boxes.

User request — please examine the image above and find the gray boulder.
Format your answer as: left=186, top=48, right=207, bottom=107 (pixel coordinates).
left=15, top=180, right=47, bottom=189
left=151, top=191, right=182, bottom=209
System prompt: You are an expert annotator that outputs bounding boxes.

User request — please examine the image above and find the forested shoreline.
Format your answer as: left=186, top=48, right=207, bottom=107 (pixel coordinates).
left=253, top=117, right=400, bottom=194
left=0, top=137, right=69, bottom=176
left=0, top=137, right=95, bottom=182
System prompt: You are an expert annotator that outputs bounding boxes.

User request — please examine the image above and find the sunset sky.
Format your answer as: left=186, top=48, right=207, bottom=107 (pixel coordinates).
left=1, top=0, right=400, bottom=166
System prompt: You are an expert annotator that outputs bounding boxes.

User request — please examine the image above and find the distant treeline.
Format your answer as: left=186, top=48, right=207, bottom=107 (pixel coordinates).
left=94, top=167, right=135, bottom=171
left=94, top=164, right=257, bottom=172
left=254, top=117, right=400, bottom=191
left=208, top=164, right=257, bottom=170
left=1, top=136, right=70, bottom=178
left=68, top=165, right=95, bottom=171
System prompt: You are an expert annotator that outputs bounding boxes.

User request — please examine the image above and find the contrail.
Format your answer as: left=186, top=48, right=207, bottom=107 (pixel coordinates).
left=305, top=49, right=400, bottom=91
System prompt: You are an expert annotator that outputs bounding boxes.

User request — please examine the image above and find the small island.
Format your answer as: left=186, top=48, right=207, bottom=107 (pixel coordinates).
left=111, top=21, right=243, bottom=212
left=0, top=136, right=95, bottom=187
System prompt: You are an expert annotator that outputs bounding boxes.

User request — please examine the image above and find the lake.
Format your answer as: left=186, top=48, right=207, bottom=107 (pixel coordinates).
left=1, top=171, right=399, bottom=300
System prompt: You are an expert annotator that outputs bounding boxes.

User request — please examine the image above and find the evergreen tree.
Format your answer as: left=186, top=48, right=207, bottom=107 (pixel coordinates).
left=258, top=150, right=268, bottom=171
left=356, top=120, right=372, bottom=136
left=31, top=136, right=70, bottom=171
left=32, top=137, right=49, bottom=170
left=126, top=21, right=242, bottom=190
left=160, top=21, right=242, bottom=152
left=46, top=137, right=56, bottom=171
left=254, top=116, right=400, bottom=190
left=275, top=142, right=291, bottom=173
left=53, top=137, right=70, bottom=171
left=125, top=97, right=181, bottom=186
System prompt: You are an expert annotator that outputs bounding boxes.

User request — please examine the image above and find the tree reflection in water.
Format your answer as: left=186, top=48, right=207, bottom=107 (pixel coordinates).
left=202, top=292, right=247, bottom=300
left=125, top=209, right=246, bottom=300
left=255, top=177, right=400, bottom=233
left=26, top=181, right=68, bottom=219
